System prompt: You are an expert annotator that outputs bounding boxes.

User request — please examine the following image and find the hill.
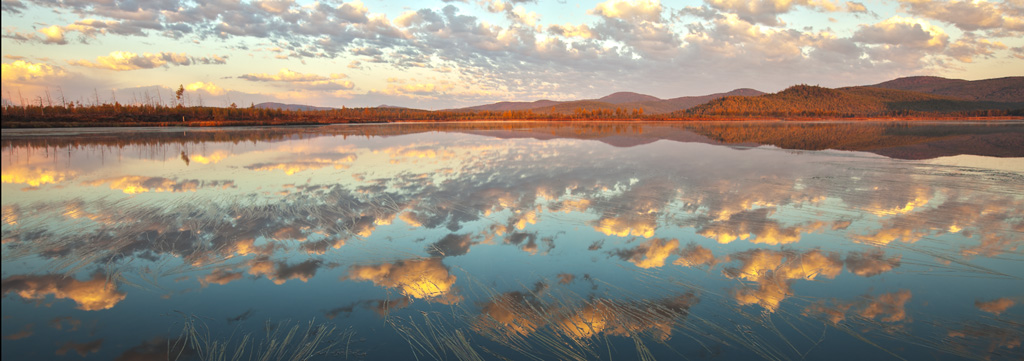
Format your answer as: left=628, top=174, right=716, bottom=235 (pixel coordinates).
left=635, top=88, right=765, bottom=114
left=597, top=92, right=661, bottom=104
left=459, top=89, right=764, bottom=115
left=682, top=85, right=1024, bottom=117
left=462, top=99, right=563, bottom=112
left=870, top=76, right=1024, bottom=103
left=255, top=102, right=335, bottom=111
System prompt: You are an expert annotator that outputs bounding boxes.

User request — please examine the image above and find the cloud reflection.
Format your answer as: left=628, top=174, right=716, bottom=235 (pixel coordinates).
left=1, top=272, right=126, bottom=311
left=347, top=257, right=461, bottom=304
left=723, top=249, right=842, bottom=312
left=975, top=298, right=1016, bottom=316
left=86, top=176, right=234, bottom=194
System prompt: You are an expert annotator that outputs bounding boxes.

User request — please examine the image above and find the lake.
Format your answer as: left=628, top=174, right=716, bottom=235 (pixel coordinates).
left=2, top=121, right=1022, bottom=361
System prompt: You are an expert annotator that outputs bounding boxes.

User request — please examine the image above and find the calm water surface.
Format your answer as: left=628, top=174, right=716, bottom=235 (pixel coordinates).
left=2, top=122, right=1022, bottom=360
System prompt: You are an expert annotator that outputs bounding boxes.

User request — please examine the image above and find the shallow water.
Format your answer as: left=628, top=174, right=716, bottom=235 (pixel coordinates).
left=2, top=122, right=1022, bottom=361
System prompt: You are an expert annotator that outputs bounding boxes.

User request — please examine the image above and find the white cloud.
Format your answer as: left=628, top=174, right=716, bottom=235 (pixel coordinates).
left=898, top=0, right=1023, bottom=34
left=854, top=16, right=949, bottom=49
left=239, top=69, right=355, bottom=91
left=68, top=51, right=227, bottom=71
left=705, top=0, right=863, bottom=26
left=589, top=0, right=663, bottom=22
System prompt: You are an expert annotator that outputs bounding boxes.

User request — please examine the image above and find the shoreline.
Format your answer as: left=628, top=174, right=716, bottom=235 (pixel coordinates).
left=4, top=116, right=1022, bottom=129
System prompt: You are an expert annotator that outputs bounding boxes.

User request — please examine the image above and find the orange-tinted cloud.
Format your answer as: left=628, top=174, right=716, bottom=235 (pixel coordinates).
left=1, top=166, right=72, bottom=187
left=49, top=316, right=82, bottom=331
left=245, top=154, right=357, bottom=175
left=975, top=298, right=1016, bottom=316
left=723, top=249, right=842, bottom=311
left=803, top=300, right=853, bottom=324
left=3, top=323, right=33, bottom=340
left=347, top=257, right=461, bottom=304
left=673, top=243, right=720, bottom=268
left=1, top=273, right=126, bottom=311
left=844, top=249, right=901, bottom=277
left=199, top=268, right=244, bottom=286
left=947, top=323, right=1023, bottom=357
left=803, top=290, right=914, bottom=325
left=593, top=215, right=657, bottom=238
left=613, top=238, right=679, bottom=268
left=698, top=208, right=825, bottom=245
left=859, top=290, right=912, bottom=322
left=246, top=257, right=322, bottom=285
left=474, top=287, right=697, bottom=342
left=56, top=339, right=103, bottom=356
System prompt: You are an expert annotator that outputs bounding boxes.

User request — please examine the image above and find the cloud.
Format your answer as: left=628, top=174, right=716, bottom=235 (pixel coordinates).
left=947, top=323, right=1023, bottom=355
left=802, top=290, right=913, bottom=324
left=673, top=243, right=720, bottom=268
left=898, top=0, right=1023, bottom=34
left=184, top=81, right=228, bottom=96
left=853, top=16, right=949, bottom=49
left=56, top=339, right=103, bottom=357
left=612, top=237, right=679, bottom=268
left=1, top=166, right=73, bottom=187
left=68, top=51, right=226, bottom=71
left=3, top=323, right=32, bottom=340
left=723, top=249, right=842, bottom=311
left=705, top=0, right=858, bottom=26
left=1, top=273, right=126, bottom=311
left=426, top=233, right=475, bottom=257
left=844, top=249, right=901, bottom=277
left=589, top=0, right=663, bottom=22
left=199, top=268, right=244, bottom=286
left=347, top=257, right=461, bottom=304
left=975, top=298, right=1016, bottom=316
left=547, top=23, right=594, bottom=38
left=1, top=0, right=27, bottom=14
left=114, top=337, right=193, bottom=361
left=246, top=257, right=323, bottom=285
left=859, top=290, right=912, bottom=322
left=85, top=176, right=234, bottom=194
left=946, top=35, right=1007, bottom=62
left=698, top=208, right=826, bottom=245
left=245, top=153, right=357, bottom=175
left=239, top=68, right=355, bottom=91
left=474, top=287, right=698, bottom=341
left=1, top=60, right=69, bottom=83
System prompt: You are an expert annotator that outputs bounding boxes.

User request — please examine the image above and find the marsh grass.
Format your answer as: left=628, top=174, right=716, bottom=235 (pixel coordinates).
left=176, top=314, right=352, bottom=361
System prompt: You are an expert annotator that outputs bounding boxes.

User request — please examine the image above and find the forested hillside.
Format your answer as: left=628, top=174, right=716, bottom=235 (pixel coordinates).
left=682, top=85, right=1023, bottom=117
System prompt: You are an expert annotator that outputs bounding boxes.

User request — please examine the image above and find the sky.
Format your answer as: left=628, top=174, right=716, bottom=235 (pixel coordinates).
left=1, top=0, right=1023, bottom=109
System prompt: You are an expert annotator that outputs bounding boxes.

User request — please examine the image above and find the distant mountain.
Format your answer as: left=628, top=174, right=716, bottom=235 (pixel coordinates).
left=458, top=89, right=763, bottom=115
left=869, top=76, right=1024, bottom=103
left=597, top=92, right=661, bottom=104
left=637, top=88, right=765, bottom=114
left=683, top=85, right=1023, bottom=117
left=462, top=99, right=563, bottom=112
left=255, top=102, right=335, bottom=111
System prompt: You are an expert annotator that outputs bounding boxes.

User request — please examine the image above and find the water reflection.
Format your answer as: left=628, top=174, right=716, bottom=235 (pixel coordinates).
left=2, top=122, right=1022, bottom=360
